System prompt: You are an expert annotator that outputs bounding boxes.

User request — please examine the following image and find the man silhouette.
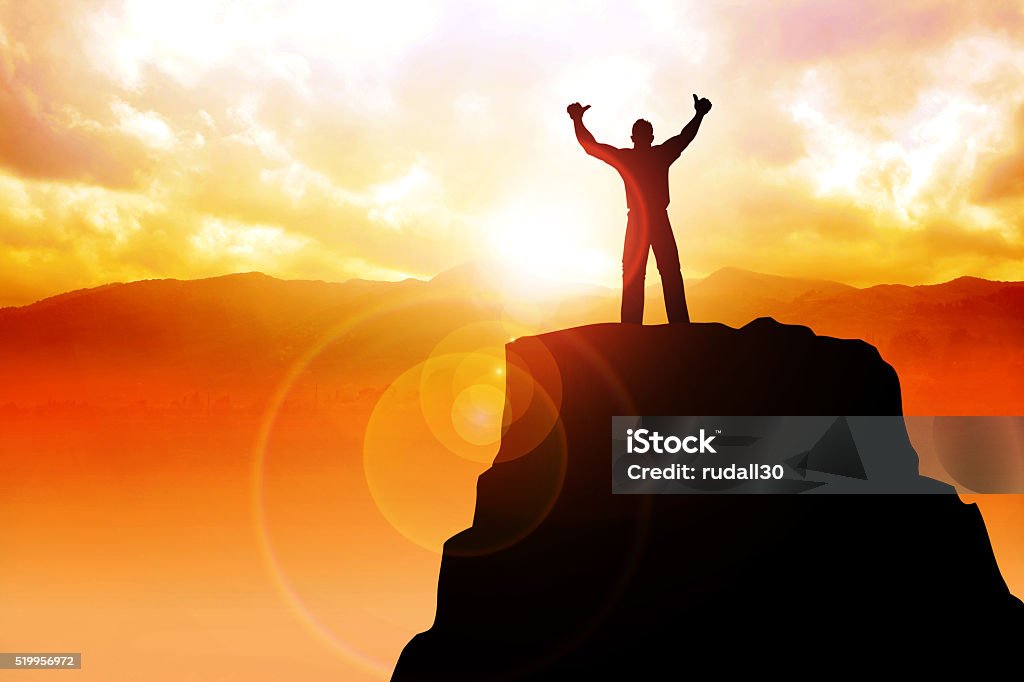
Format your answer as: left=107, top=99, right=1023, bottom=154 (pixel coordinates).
left=568, top=94, right=711, bottom=323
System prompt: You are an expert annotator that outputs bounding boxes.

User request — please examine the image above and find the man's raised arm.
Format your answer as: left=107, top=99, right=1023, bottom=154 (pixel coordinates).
left=567, top=102, right=619, bottom=165
left=662, top=93, right=712, bottom=160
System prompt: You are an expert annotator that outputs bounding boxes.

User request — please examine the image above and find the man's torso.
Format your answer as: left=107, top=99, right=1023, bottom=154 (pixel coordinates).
left=608, top=145, right=675, bottom=212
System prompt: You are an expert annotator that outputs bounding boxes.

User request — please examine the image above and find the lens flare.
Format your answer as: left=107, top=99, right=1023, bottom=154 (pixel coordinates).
left=250, top=288, right=503, bottom=674
left=451, top=383, right=507, bottom=445
left=249, top=288, right=575, bottom=668
left=364, top=318, right=570, bottom=556
left=364, top=358, right=493, bottom=552
left=419, top=351, right=508, bottom=463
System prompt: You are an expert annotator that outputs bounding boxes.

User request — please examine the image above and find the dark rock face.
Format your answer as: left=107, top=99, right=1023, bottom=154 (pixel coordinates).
left=394, top=319, right=1023, bottom=680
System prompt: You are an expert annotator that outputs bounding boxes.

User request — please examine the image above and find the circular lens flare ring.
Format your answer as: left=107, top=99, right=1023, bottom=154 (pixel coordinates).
left=250, top=290, right=489, bottom=674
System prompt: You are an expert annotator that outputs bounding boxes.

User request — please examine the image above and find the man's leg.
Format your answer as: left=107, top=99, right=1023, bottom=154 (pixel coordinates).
left=650, top=212, right=690, bottom=323
left=621, top=211, right=650, bottom=324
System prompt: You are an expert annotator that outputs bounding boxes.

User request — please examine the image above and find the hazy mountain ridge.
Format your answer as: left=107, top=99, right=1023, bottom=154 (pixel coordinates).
left=0, top=264, right=1022, bottom=413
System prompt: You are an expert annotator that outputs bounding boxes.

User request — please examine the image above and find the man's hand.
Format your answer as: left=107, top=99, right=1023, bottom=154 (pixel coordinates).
left=567, top=102, right=591, bottom=120
left=693, top=94, right=712, bottom=116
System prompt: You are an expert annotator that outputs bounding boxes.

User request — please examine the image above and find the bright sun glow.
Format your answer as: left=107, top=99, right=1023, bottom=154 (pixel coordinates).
left=485, top=198, right=617, bottom=295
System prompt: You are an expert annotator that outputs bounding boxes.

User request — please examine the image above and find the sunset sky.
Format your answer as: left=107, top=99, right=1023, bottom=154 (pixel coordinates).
left=2, top=0, right=1024, bottom=306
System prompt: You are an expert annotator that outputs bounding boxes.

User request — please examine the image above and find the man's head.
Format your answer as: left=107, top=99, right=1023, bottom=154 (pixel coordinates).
left=631, top=118, right=654, bottom=148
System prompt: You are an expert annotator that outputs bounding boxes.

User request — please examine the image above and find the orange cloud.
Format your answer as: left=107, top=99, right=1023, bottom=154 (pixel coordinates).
left=0, top=0, right=1023, bottom=307
left=974, top=104, right=1024, bottom=204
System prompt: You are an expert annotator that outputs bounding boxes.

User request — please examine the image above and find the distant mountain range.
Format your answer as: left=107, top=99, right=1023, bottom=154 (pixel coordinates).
left=1, top=263, right=1022, bottom=413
